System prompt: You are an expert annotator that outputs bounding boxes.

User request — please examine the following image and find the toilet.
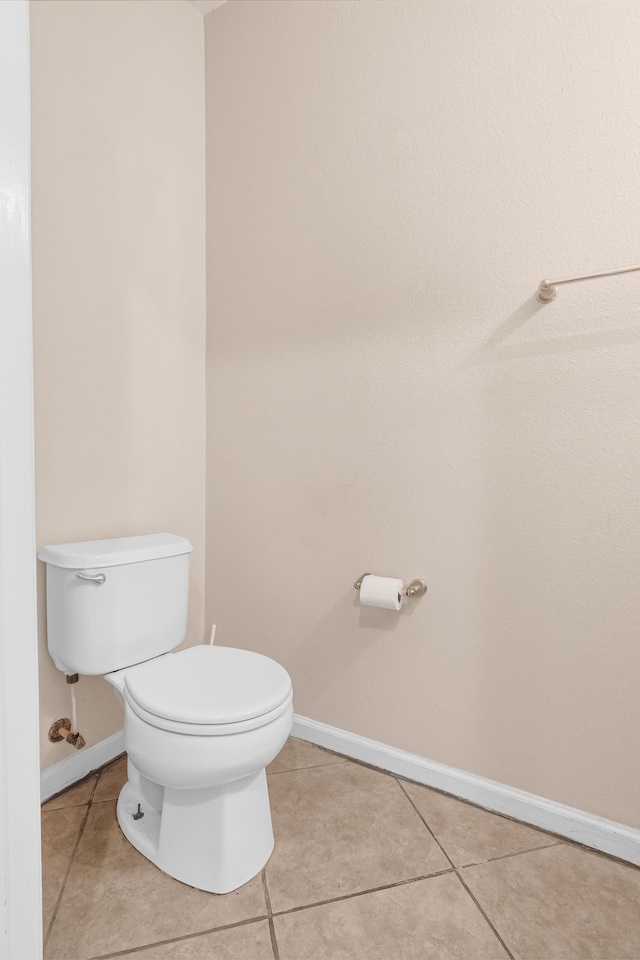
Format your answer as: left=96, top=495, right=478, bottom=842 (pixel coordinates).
left=38, top=533, right=293, bottom=894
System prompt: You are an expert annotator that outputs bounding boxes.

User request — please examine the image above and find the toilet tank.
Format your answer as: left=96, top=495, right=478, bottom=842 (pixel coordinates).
left=38, top=533, right=192, bottom=676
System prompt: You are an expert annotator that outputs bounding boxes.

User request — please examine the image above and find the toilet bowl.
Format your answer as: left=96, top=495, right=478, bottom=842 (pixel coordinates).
left=107, top=645, right=293, bottom=893
left=38, top=533, right=294, bottom=894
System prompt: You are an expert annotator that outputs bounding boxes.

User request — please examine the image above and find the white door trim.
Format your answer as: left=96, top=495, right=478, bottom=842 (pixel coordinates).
left=0, top=3, right=42, bottom=957
left=293, top=715, right=640, bottom=868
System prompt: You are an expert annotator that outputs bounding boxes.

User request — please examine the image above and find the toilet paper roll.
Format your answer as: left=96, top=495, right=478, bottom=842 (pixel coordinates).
left=359, top=575, right=404, bottom=611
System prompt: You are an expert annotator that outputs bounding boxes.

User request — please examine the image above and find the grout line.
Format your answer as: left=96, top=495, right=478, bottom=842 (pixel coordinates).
left=267, top=758, right=346, bottom=777
left=262, top=867, right=280, bottom=960
left=261, top=869, right=280, bottom=959
left=395, top=778, right=456, bottom=869
left=44, top=774, right=99, bottom=951
left=395, top=775, right=562, bottom=871
left=455, top=871, right=515, bottom=960
left=459, top=840, right=563, bottom=870
left=328, top=752, right=408, bottom=783
left=289, top=738, right=347, bottom=762
left=92, top=915, right=271, bottom=959
left=94, top=872, right=459, bottom=959
left=395, top=778, right=515, bottom=960
left=271, top=867, right=455, bottom=919
left=268, top=917, right=280, bottom=959
left=261, top=869, right=273, bottom=914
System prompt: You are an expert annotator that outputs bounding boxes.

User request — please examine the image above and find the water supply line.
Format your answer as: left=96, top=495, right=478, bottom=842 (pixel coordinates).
left=70, top=675, right=78, bottom=734
left=48, top=674, right=86, bottom=750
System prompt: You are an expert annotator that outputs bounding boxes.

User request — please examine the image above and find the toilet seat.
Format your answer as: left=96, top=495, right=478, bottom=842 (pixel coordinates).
left=125, top=686, right=293, bottom=736
left=123, top=645, right=293, bottom=736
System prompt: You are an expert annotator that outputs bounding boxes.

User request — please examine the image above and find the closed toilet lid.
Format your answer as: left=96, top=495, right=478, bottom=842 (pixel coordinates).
left=124, top=645, right=292, bottom=726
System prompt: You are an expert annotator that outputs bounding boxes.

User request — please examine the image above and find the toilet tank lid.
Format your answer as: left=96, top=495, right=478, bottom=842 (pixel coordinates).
left=38, top=533, right=192, bottom=569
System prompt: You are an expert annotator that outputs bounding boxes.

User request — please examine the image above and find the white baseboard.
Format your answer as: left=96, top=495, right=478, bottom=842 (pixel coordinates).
left=292, top=715, right=640, bottom=868
left=40, top=718, right=640, bottom=869
left=40, top=729, right=125, bottom=802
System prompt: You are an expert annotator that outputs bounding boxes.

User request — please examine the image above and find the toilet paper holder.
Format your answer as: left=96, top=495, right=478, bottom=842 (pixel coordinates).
left=354, top=573, right=427, bottom=598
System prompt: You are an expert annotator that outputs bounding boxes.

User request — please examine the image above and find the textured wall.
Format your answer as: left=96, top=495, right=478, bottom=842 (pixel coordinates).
left=31, top=0, right=206, bottom=769
left=205, top=0, right=640, bottom=827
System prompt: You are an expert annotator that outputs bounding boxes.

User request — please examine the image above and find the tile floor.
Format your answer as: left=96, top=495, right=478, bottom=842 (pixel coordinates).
left=42, top=738, right=640, bottom=960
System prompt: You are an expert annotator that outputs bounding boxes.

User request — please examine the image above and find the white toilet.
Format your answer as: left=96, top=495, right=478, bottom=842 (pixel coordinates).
left=39, top=533, right=293, bottom=894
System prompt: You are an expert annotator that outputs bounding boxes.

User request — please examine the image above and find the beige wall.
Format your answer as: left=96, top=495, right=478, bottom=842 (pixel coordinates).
left=205, top=0, right=640, bottom=827
left=31, top=0, right=206, bottom=769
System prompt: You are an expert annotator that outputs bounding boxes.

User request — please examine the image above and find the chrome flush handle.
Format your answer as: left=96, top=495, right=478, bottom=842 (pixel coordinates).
left=76, top=572, right=106, bottom=586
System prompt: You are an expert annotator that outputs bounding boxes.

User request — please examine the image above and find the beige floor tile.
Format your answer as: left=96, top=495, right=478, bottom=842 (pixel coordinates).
left=41, top=806, right=87, bottom=936
left=45, top=801, right=268, bottom=959
left=401, top=780, right=555, bottom=866
left=462, top=842, right=640, bottom=959
left=43, top=775, right=97, bottom=811
left=116, top=919, right=274, bottom=959
left=266, top=761, right=450, bottom=913
left=268, top=737, right=346, bottom=776
left=274, top=872, right=508, bottom=960
left=93, top=754, right=128, bottom=802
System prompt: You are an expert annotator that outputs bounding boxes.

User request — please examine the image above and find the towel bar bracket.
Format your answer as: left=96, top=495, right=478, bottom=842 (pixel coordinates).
left=536, top=262, right=640, bottom=303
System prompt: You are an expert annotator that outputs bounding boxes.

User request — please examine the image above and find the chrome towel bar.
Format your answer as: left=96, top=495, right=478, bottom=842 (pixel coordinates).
left=536, top=262, right=640, bottom=303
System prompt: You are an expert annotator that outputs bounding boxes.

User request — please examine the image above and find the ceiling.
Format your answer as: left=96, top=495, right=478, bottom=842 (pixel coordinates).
left=188, top=0, right=227, bottom=14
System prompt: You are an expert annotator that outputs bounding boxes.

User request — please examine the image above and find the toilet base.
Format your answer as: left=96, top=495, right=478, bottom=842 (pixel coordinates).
left=117, top=763, right=274, bottom=894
